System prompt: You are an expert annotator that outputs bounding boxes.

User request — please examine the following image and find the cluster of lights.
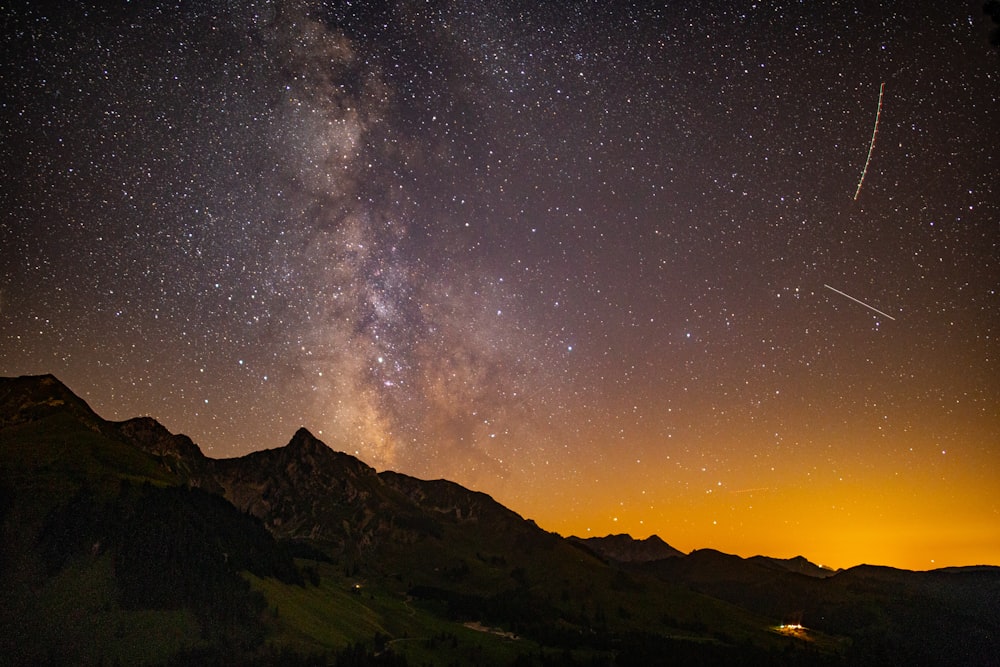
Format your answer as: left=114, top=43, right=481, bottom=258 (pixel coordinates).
left=774, top=623, right=807, bottom=637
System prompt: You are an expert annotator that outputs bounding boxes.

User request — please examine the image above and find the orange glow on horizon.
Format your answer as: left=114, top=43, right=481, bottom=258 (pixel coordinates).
left=479, top=429, right=1000, bottom=572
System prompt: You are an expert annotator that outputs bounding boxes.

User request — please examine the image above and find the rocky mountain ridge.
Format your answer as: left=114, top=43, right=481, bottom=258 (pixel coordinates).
left=1, top=375, right=552, bottom=559
left=4, top=373, right=1000, bottom=666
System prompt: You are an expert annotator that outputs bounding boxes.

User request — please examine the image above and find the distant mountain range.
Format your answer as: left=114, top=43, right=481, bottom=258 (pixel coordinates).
left=569, top=533, right=686, bottom=563
left=2, top=374, right=998, bottom=666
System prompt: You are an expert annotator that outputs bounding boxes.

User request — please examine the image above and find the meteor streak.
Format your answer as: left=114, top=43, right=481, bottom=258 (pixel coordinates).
left=853, top=82, right=885, bottom=201
left=824, top=284, right=896, bottom=320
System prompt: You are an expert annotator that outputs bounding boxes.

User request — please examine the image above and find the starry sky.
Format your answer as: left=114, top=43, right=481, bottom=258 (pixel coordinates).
left=3, top=1, right=998, bottom=571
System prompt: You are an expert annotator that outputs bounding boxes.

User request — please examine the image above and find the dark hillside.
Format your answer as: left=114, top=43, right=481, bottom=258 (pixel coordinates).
left=3, top=375, right=998, bottom=666
left=639, top=552, right=1000, bottom=666
left=0, top=377, right=303, bottom=664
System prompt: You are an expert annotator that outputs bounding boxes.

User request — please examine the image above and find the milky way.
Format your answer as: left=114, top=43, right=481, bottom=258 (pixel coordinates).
left=3, top=1, right=998, bottom=569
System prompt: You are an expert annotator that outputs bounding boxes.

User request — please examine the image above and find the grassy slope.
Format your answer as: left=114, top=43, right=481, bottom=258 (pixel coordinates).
left=245, top=510, right=817, bottom=665
left=249, top=560, right=563, bottom=666
left=0, top=411, right=176, bottom=497
left=0, top=413, right=204, bottom=665
left=1, top=555, right=201, bottom=665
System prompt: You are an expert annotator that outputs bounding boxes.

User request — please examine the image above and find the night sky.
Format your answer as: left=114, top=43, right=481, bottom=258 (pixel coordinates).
left=3, top=1, right=998, bottom=570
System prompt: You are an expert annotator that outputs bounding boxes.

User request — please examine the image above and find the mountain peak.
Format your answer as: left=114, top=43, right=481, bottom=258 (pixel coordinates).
left=287, top=427, right=327, bottom=451
left=747, top=554, right=838, bottom=578
left=571, top=533, right=685, bottom=563
left=0, top=373, right=104, bottom=431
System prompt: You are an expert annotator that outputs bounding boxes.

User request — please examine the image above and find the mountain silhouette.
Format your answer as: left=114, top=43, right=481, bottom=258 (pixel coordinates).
left=2, top=373, right=998, bottom=666
left=570, top=533, right=686, bottom=563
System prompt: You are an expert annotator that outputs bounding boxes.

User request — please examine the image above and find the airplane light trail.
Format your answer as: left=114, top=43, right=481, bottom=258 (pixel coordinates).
left=853, top=82, right=885, bottom=201
left=824, top=284, right=896, bottom=320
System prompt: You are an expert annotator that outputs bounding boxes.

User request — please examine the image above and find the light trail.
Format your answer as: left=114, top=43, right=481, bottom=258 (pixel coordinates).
left=823, top=284, right=896, bottom=320
left=853, top=82, right=885, bottom=201
left=729, top=487, right=771, bottom=495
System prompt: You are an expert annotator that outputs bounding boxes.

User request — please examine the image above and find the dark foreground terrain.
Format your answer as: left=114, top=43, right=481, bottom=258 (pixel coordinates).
left=2, top=374, right=998, bottom=666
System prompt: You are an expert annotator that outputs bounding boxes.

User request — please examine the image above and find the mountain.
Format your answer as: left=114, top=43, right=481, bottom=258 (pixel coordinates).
left=570, top=533, right=685, bottom=562
left=635, top=550, right=1000, bottom=666
left=747, top=554, right=838, bottom=578
left=0, top=372, right=109, bottom=433
left=2, top=373, right=999, bottom=666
